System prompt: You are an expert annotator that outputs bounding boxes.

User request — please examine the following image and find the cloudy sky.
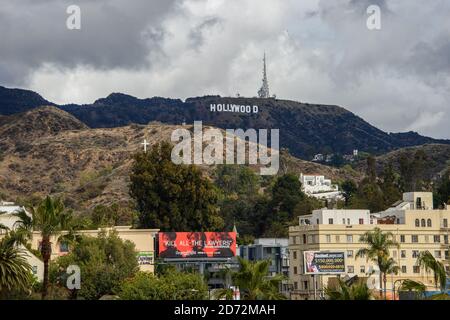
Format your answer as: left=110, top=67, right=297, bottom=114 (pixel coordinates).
left=1, top=0, right=450, bottom=138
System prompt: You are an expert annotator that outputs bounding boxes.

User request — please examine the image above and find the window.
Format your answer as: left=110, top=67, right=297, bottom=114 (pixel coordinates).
left=397, top=218, right=400, bottom=224
left=308, top=235, right=314, bottom=244
left=59, top=242, right=69, bottom=253
left=359, top=218, right=364, bottom=225
left=304, top=281, right=308, bottom=290
left=370, top=219, right=374, bottom=224
left=434, top=251, right=441, bottom=259
left=294, top=266, right=298, bottom=274
left=412, top=235, right=419, bottom=243
left=416, top=197, right=422, bottom=209
left=425, top=235, right=429, bottom=243
left=401, top=266, right=407, bottom=273
left=303, top=234, right=307, bottom=244
left=292, top=236, right=296, bottom=245
left=360, top=266, right=366, bottom=274
left=421, top=219, right=426, bottom=227
left=415, top=219, right=420, bottom=227
left=316, top=219, right=319, bottom=224
left=445, top=251, right=449, bottom=260
left=445, top=235, right=449, bottom=244
left=328, top=218, right=334, bottom=225
left=401, top=250, right=406, bottom=258
left=434, top=235, right=441, bottom=243
left=400, top=235, right=405, bottom=243
left=427, top=219, right=432, bottom=227
left=392, top=250, right=397, bottom=258
left=444, top=219, right=448, bottom=228
left=412, top=250, right=420, bottom=258
left=413, top=266, right=420, bottom=274
left=293, top=251, right=297, bottom=260
left=294, top=282, right=298, bottom=290
left=347, top=235, right=353, bottom=243
left=347, top=218, right=350, bottom=225
left=326, top=235, right=331, bottom=243
left=347, top=266, right=354, bottom=274
left=336, top=235, right=340, bottom=243
left=342, top=218, right=346, bottom=224
left=347, top=250, right=354, bottom=258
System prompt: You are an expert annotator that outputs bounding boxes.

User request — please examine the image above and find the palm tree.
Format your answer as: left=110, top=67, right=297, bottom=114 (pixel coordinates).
left=231, top=257, right=286, bottom=300
left=15, top=196, right=72, bottom=299
left=399, top=279, right=426, bottom=299
left=356, top=227, right=399, bottom=298
left=325, top=278, right=373, bottom=300
left=0, top=234, right=32, bottom=294
left=416, top=250, right=447, bottom=292
left=379, top=257, right=399, bottom=299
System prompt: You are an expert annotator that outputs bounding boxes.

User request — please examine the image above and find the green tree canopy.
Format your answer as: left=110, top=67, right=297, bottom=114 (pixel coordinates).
left=51, top=231, right=139, bottom=300
left=119, top=271, right=208, bottom=300
left=129, top=142, right=224, bottom=231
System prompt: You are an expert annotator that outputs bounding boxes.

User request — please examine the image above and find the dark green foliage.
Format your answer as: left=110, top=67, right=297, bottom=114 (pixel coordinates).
left=341, top=179, right=357, bottom=206
left=129, top=142, right=224, bottom=231
left=119, top=271, right=208, bottom=300
left=434, top=170, right=450, bottom=208
left=398, top=150, right=427, bottom=192
left=51, top=232, right=139, bottom=300
left=91, top=203, right=136, bottom=227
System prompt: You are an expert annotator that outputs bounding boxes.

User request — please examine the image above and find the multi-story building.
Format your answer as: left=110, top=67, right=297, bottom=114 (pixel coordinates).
left=240, top=238, right=289, bottom=277
left=289, top=192, right=450, bottom=300
left=240, top=238, right=290, bottom=294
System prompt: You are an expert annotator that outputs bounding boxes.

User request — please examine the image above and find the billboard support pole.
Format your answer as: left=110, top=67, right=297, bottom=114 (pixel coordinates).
left=313, top=274, right=317, bottom=300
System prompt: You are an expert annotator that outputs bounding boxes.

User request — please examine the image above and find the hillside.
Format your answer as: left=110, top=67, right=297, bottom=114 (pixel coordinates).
left=355, top=144, right=450, bottom=181
left=0, top=107, right=357, bottom=213
left=1, top=86, right=449, bottom=160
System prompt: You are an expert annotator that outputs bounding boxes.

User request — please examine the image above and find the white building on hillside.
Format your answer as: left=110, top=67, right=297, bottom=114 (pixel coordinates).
left=299, top=173, right=343, bottom=200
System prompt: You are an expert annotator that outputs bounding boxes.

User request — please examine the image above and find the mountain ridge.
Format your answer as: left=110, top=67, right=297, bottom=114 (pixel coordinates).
left=1, top=85, right=449, bottom=160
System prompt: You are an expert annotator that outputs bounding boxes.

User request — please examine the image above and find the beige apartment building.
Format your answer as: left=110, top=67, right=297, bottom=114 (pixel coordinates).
left=288, top=192, right=450, bottom=300
left=1, top=204, right=159, bottom=281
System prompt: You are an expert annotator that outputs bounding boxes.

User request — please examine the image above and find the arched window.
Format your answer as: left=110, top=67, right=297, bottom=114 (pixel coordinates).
left=421, top=219, right=426, bottom=227
left=415, top=219, right=420, bottom=227
left=427, top=219, right=432, bottom=227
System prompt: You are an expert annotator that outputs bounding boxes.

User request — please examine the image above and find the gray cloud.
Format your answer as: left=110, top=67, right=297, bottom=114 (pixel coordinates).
left=0, top=0, right=177, bottom=84
left=1, top=0, right=449, bottom=139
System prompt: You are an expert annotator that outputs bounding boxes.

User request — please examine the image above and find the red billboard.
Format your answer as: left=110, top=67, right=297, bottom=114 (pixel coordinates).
left=158, top=232, right=237, bottom=259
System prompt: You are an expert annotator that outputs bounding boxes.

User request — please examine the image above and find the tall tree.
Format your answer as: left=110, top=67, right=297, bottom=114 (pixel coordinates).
left=129, top=142, right=224, bottom=231
left=19, top=196, right=72, bottom=299
left=341, top=179, right=357, bottom=206
left=379, top=163, right=401, bottom=208
left=379, top=256, right=399, bottom=299
left=434, top=170, right=450, bottom=208
left=356, top=227, right=398, bottom=298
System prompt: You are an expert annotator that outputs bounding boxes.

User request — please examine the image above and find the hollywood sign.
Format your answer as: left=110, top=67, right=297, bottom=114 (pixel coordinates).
left=210, top=103, right=259, bottom=114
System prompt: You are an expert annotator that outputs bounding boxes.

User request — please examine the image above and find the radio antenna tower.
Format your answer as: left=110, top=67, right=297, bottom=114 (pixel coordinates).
left=258, top=53, right=270, bottom=98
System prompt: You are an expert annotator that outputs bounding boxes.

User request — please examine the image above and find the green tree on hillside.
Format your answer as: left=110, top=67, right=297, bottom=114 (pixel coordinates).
left=129, top=142, right=224, bottom=231
left=434, top=170, right=450, bottom=208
